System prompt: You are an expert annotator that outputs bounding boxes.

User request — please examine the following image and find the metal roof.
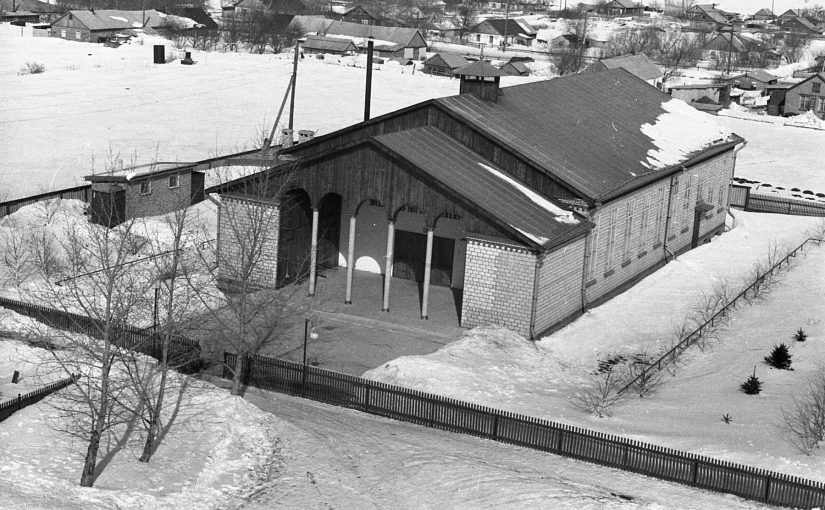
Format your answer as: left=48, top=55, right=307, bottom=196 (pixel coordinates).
left=302, top=34, right=358, bottom=52
left=424, top=53, right=469, bottom=70
left=55, top=9, right=167, bottom=30
left=373, top=126, right=591, bottom=250
left=435, top=69, right=736, bottom=202
left=588, top=53, right=663, bottom=81
left=456, top=60, right=504, bottom=77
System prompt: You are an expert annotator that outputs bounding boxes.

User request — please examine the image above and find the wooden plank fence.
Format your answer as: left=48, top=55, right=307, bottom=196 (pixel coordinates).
left=0, top=297, right=202, bottom=373
left=223, top=351, right=825, bottom=509
left=0, top=185, right=91, bottom=220
left=729, top=184, right=825, bottom=217
left=0, top=374, right=80, bottom=422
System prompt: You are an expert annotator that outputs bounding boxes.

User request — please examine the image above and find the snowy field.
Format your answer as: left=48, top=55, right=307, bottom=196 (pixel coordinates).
left=0, top=24, right=541, bottom=200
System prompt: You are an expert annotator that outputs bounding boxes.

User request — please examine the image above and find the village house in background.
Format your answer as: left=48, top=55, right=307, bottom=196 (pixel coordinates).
left=777, top=72, right=825, bottom=119
left=422, top=52, right=469, bottom=76
left=291, top=16, right=428, bottom=60
left=467, top=17, right=536, bottom=48
left=49, top=9, right=169, bottom=42
left=213, top=67, right=742, bottom=338
left=301, top=34, right=358, bottom=55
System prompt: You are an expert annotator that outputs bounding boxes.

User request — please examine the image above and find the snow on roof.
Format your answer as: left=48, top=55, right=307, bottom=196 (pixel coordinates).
left=477, top=162, right=579, bottom=224
left=109, top=15, right=128, bottom=21
left=640, top=99, right=734, bottom=170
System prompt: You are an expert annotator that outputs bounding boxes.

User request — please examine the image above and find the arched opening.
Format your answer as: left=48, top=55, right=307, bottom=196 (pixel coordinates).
left=317, top=193, right=343, bottom=270
left=277, top=188, right=313, bottom=285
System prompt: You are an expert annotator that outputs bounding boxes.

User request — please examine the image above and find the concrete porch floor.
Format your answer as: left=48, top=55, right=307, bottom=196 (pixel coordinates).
left=258, top=267, right=466, bottom=376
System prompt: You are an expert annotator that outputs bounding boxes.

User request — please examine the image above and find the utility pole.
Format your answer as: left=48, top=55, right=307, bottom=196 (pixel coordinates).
left=364, top=38, right=374, bottom=121
left=288, top=41, right=299, bottom=130
left=502, top=0, right=510, bottom=53
left=725, top=25, right=734, bottom=76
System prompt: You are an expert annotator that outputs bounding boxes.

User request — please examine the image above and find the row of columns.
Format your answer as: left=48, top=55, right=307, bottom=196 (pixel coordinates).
left=306, top=212, right=436, bottom=320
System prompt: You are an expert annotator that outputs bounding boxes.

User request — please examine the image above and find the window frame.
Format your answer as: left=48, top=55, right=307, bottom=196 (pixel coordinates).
left=139, top=180, right=152, bottom=196
left=168, top=174, right=180, bottom=189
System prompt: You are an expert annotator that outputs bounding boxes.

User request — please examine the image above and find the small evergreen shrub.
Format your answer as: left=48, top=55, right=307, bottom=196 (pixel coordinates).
left=764, top=343, right=793, bottom=370
left=741, top=369, right=762, bottom=395
left=795, top=328, right=807, bottom=342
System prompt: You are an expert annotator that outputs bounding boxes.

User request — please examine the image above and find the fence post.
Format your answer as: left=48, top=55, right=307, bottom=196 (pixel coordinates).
left=492, top=413, right=499, bottom=439
left=363, top=384, right=370, bottom=412
left=17, top=394, right=22, bottom=411
left=763, top=475, right=771, bottom=502
left=692, top=460, right=699, bottom=486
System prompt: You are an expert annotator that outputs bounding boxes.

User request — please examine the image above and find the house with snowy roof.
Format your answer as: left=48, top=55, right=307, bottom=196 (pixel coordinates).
left=210, top=64, right=743, bottom=338
left=49, top=9, right=173, bottom=42
left=301, top=34, right=359, bottom=55
left=604, top=0, right=644, bottom=17
left=468, top=17, right=536, bottom=48
left=751, top=8, right=775, bottom=21
left=422, top=53, right=469, bottom=76
left=291, top=16, right=428, bottom=59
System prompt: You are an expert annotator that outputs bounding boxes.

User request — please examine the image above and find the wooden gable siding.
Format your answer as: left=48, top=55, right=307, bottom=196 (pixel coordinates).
left=52, top=14, right=90, bottom=29
left=289, top=105, right=432, bottom=159
left=428, top=107, right=581, bottom=202
left=269, top=144, right=513, bottom=240
left=408, top=30, right=428, bottom=48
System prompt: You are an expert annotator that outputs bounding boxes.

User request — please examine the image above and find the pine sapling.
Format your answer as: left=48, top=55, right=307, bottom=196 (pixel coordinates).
left=765, top=343, right=793, bottom=370
left=794, top=328, right=807, bottom=342
left=741, top=367, right=762, bottom=395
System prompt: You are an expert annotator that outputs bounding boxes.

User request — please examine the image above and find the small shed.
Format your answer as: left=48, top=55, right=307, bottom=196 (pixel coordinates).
left=302, top=34, right=358, bottom=55
left=584, top=53, right=662, bottom=87
left=85, top=163, right=205, bottom=226
left=499, top=60, right=530, bottom=76
left=1, top=10, right=40, bottom=23
left=422, top=53, right=469, bottom=76
left=728, top=70, right=778, bottom=91
left=668, top=83, right=731, bottom=109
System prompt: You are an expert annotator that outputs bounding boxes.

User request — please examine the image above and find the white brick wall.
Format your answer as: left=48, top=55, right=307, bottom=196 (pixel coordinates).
left=461, top=239, right=536, bottom=337
left=217, top=195, right=280, bottom=287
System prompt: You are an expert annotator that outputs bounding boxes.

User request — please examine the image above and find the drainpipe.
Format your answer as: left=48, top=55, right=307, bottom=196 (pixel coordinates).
left=727, top=138, right=748, bottom=218
left=662, top=169, right=682, bottom=263
left=580, top=232, right=591, bottom=314
left=529, top=252, right=542, bottom=340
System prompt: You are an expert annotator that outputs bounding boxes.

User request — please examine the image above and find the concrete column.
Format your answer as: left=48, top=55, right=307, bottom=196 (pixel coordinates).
left=345, top=215, right=356, bottom=304
left=421, top=227, right=434, bottom=320
left=308, top=207, right=319, bottom=297
left=382, top=220, right=395, bottom=312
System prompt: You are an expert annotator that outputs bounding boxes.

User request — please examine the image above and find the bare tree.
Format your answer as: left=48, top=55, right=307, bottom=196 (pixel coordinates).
left=782, top=368, right=825, bottom=454
left=21, top=214, right=157, bottom=487
left=452, top=3, right=480, bottom=44
left=184, top=168, right=321, bottom=396
left=779, top=33, right=811, bottom=64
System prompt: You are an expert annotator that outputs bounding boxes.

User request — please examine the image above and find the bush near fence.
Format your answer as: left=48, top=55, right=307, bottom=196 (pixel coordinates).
left=224, top=352, right=825, bottom=509
left=0, top=374, right=80, bottom=423
left=0, top=297, right=202, bottom=373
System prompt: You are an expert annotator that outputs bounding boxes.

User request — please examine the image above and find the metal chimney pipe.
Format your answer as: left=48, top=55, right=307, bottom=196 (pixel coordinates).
left=364, top=37, right=374, bottom=121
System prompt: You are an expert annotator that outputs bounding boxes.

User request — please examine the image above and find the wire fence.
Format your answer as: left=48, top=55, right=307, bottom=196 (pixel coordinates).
left=618, top=237, right=822, bottom=395
left=0, top=297, right=202, bottom=373
left=0, top=185, right=91, bottom=220
left=0, top=374, right=81, bottom=423
left=223, top=351, right=825, bottom=509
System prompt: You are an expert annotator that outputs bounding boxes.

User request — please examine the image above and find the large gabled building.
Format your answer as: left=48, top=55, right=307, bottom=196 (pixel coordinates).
left=214, top=67, right=743, bottom=338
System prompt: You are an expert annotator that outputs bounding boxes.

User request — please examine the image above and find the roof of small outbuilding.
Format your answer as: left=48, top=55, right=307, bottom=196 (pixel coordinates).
left=586, top=53, right=663, bottom=82
left=302, top=34, right=358, bottom=52
left=56, top=9, right=167, bottom=30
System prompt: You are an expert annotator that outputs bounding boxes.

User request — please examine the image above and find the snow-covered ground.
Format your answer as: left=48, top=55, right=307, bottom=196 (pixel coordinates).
left=0, top=24, right=536, bottom=201
left=365, top=212, right=825, bottom=481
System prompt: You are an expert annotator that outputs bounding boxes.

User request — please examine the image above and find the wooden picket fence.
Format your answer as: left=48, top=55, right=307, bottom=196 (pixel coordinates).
left=729, top=184, right=825, bottom=217
left=224, top=351, right=825, bottom=509
left=0, top=297, right=202, bottom=373
left=618, top=237, right=822, bottom=396
left=0, top=374, right=81, bottom=423
left=0, top=185, right=91, bottom=220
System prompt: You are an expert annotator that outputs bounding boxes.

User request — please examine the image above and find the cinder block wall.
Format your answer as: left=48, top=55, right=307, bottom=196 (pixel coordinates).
left=217, top=195, right=280, bottom=287
left=461, top=239, right=536, bottom=337
left=533, top=236, right=587, bottom=334
left=126, top=173, right=192, bottom=220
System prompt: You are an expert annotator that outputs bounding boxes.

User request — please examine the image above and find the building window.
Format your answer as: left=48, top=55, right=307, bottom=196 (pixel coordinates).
left=140, top=181, right=152, bottom=195
left=818, top=97, right=825, bottom=114
left=638, top=193, right=649, bottom=252
left=696, top=174, right=704, bottom=204
left=168, top=174, right=180, bottom=189
left=361, top=19, right=369, bottom=24
left=620, top=201, right=634, bottom=262
left=799, top=95, right=816, bottom=111
left=813, top=82, right=821, bottom=94
left=682, top=175, right=692, bottom=228
left=60, top=29, right=66, bottom=38
left=586, top=220, right=600, bottom=280
left=653, top=187, right=665, bottom=244
left=489, top=36, right=494, bottom=44
left=604, top=208, right=618, bottom=271
left=75, top=30, right=81, bottom=40
left=475, top=34, right=481, bottom=42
